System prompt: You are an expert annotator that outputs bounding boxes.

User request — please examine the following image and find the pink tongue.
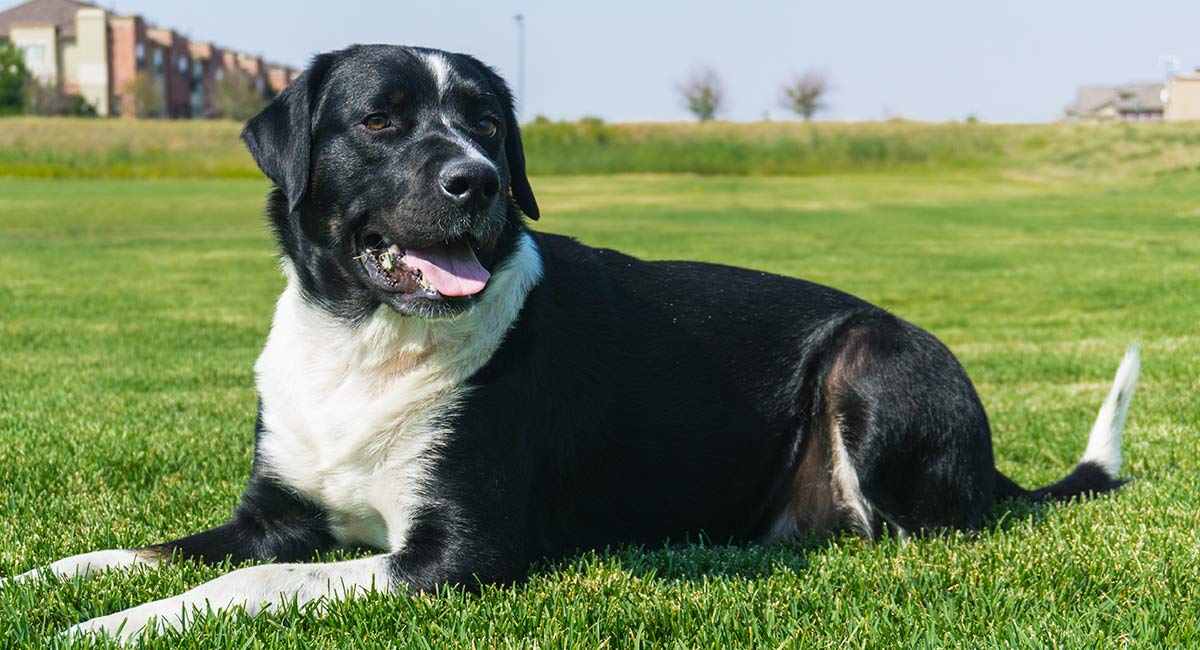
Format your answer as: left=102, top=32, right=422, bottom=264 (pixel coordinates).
left=403, top=242, right=491, bottom=297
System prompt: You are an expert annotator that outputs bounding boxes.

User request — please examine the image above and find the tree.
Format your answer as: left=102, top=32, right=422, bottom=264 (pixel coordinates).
left=780, top=69, right=829, bottom=121
left=125, top=72, right=164, bottom=117
left=677, top=66, right=724, bottom=122
left=212, top=76, right=266, bottom=121
left=0, top=40, right=31, bottom=115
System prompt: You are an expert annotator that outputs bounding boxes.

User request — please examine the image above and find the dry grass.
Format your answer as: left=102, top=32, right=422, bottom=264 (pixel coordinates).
left=4, top=116, right=1200, bottom=179
left=0, top=117, right=254, bottom=178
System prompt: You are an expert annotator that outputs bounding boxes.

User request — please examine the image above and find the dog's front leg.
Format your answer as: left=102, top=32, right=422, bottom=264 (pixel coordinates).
left=65, top=554, right=393, bottom=642
left=2, top=476, right=338, bottom=586
left=65, top=516, right=526, bottom=642
left=0, top=549, right=158, bottom=586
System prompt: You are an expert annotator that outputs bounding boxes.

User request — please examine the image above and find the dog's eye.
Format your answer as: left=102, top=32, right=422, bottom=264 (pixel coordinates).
left=476, top=117, right=498, bottom=138
left=364, top=113, right=391, bottom=130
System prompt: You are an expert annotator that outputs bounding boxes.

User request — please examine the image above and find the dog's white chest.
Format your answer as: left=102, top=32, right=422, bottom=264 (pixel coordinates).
left=250, top=235, right=542, bottom=552
left=254, top=293, right=464, bottom=550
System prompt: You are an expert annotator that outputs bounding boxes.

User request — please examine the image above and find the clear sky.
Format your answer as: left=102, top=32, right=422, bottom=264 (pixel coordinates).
left=89, top=0, right=1200, bottom=123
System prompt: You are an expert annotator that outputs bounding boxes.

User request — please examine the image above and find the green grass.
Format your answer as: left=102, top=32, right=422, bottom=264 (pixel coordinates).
left=1, top=131, right=1199, bottom=647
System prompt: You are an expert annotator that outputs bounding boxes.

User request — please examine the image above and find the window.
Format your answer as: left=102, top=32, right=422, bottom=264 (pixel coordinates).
left=23, top=44, right=45, bottom=66
left=178, top=55, right=188, bottom=74
left=135, top=43, right=145, bottom=67
left=214, top=67, right=224, bottom=81
left=152, top=49, right=163, bottom=74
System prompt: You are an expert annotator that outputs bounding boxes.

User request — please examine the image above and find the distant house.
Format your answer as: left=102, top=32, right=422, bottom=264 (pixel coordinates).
left=1164, top=69, right=1200, bottom=122
left=0, top=0, right=299, bottom=117
left=1067, top=83, right=1165, bottom=122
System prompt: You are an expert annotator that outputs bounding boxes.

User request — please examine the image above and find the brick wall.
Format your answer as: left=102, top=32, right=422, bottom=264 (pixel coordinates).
left=108, top=15, right=145, bottom=118
left=147, top=28, right=192, bottom=118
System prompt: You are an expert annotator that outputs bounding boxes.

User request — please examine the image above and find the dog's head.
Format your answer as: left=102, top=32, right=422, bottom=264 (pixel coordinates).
left=242, top=45, right=538, bottom=320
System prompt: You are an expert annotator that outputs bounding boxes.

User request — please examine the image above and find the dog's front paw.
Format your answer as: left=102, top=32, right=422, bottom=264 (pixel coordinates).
left=63, top=613, right=146, bottom=643
left=63, top=602, right=180, bottom=644
left=63, top=615, right=138, bottom=643
left=1, top=567, right=43, bottom=587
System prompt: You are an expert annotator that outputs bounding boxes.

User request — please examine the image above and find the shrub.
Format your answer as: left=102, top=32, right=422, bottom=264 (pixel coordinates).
left=21, top=79, right=96, bottom=116
left=212, top=76, right=266, bottom=121
left=0, top=40, right=30, bottom=115
left=522, top=116, right=614, bottom=147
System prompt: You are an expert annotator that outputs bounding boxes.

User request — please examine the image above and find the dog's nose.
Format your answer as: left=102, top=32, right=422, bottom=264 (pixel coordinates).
left=438, top=161, right=501, bottom=211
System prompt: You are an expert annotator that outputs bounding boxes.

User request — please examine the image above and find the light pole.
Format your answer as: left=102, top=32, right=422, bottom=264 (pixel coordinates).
left=514, top=13, right=525, bottom=121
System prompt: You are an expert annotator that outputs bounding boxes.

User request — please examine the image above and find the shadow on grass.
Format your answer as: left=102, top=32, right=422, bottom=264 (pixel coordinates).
left=531, top=488, right=1123, bottom=587
left=530, top=532, right=841, bottom=589
left=14, top=493, right=1121, bottom=646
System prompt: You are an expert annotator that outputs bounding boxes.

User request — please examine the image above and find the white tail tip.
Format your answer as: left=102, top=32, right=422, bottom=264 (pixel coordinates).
left=1080, top=346, right=1140, bottom=478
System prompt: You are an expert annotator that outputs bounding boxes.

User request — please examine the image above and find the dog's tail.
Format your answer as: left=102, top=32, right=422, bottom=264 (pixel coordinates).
left=994, top=347, right=1140, bottom=503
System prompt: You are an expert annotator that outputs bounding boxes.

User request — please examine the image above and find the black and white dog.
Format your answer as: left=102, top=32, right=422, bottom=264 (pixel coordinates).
left=7, top=45, right=1139, bottom=640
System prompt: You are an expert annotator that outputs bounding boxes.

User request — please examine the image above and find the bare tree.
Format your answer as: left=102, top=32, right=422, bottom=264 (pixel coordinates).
left=677, top=66, right=724, bottom=122
left=212, top=76, right=267, bottom=121
left=125, top=72, right=165, bottom=118
left=780, top=69, right=829, bottom=121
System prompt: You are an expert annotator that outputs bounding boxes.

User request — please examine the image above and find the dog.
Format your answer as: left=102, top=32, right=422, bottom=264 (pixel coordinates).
left=4, top=45, right=1139, bottom=641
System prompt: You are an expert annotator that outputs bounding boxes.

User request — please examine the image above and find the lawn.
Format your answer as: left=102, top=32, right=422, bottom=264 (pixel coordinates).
left=0, top=122, right=1198, bottom=647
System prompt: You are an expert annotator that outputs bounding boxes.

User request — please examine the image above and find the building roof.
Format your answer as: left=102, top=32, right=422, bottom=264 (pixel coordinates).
left=0, top=0, right=95, bottom=39
left=146, top=26, right=180, bottom=46
left=1073, top=83, right=1164, bottom=116
left=189, top=41, right=217, bottom=60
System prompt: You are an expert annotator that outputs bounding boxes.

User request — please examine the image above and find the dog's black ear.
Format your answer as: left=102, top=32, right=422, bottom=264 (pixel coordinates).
left=241, top=54, right=334, bottom=214
left=502, top=108, right=539, bottom=220
left=462, top=55, right=539, bottom=220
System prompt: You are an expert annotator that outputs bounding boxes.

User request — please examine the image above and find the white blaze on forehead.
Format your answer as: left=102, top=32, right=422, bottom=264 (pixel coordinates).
left=424, top=52, right=453, bottom=97
left=419, top=51, right=496, bottom=168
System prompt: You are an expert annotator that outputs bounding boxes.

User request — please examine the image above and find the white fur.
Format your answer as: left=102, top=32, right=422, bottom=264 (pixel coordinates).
left=1080, top=346, right=1140, bottom=478
left=423, top=52, right=451, bottom=97
left=255, top=232, right=543, bottom=550
left=829, top=414, right=874, bottom=535
left=1, top=549, right=154, bottom=586
left=66, top=555, right=391, bottom=642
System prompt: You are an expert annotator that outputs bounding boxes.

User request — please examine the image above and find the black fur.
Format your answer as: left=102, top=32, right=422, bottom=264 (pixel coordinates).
left=143, top=45, right=1127, bottom=593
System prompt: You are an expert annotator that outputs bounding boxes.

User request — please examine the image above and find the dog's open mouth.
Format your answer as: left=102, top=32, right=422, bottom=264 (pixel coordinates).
left=357, top=233, right=491, bottom=299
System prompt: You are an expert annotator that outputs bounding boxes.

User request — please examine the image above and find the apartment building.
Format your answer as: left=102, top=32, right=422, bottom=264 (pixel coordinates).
left=0, top=0, right=298, bottom=117
left=1164, top=69, right=1200, bottom=122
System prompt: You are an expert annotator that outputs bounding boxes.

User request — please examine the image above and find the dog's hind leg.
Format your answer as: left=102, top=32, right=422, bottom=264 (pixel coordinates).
left=816, top=316, right=997, bottom=537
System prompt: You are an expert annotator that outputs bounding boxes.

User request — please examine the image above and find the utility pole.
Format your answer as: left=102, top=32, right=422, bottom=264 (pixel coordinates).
left=514, top=13, right=525, bottom=121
